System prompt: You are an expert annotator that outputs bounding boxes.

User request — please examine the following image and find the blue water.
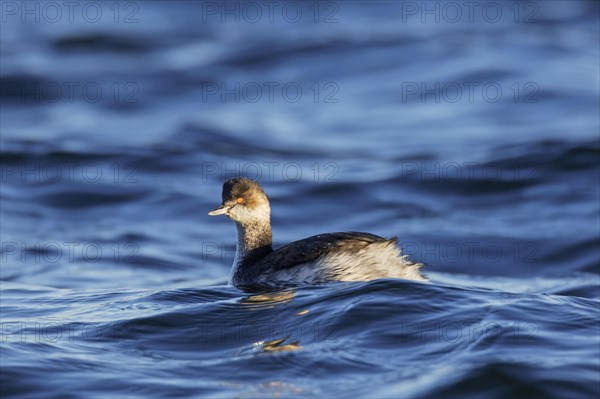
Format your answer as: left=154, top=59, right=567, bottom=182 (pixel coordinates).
left=1, top=1, right=599, bottom=398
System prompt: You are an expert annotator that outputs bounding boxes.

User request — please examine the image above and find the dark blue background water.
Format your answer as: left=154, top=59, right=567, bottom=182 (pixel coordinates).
left=1, top=1, right=599, bottom=398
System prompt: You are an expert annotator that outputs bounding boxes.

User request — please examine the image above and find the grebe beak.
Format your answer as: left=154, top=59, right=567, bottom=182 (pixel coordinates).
left=208, top=204, right=231, bottom=216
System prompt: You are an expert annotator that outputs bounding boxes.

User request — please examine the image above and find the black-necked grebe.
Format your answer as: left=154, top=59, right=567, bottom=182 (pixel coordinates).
left=208, top=177, right=426, bottom=288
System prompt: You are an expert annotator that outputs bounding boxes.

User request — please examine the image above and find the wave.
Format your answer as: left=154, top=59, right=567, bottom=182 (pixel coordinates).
left=1, top=279, right=598, bottom=398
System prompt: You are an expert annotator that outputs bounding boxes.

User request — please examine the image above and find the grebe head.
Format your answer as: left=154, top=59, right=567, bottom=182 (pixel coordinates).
left=208, top=177, right=270, bottom=225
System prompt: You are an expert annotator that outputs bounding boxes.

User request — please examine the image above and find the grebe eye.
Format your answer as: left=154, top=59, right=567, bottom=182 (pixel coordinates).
left=236, top=197, right=244, bottom=204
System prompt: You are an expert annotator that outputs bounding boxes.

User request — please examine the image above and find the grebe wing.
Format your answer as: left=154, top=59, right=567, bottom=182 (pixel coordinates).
left=256, top=232, right=388, bottom=270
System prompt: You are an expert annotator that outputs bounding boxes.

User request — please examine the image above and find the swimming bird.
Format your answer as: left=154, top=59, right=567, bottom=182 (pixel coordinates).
left=208, top=177, right=426, bottom=288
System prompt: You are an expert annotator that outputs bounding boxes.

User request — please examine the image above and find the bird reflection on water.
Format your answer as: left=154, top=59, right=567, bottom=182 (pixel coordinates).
left=240, top=290, right=303, bottom=352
